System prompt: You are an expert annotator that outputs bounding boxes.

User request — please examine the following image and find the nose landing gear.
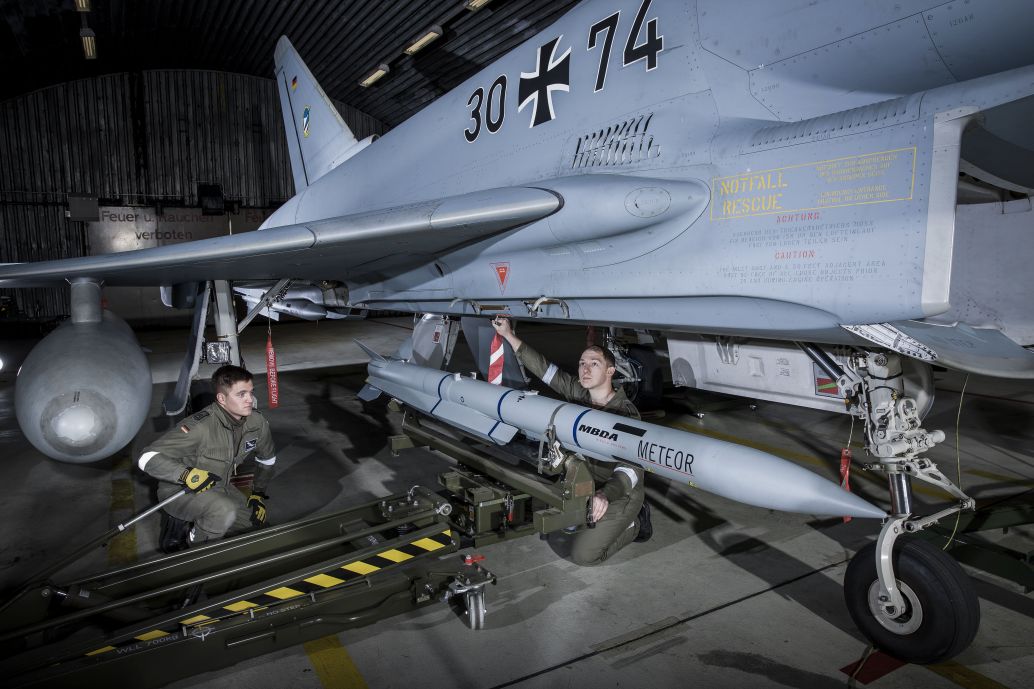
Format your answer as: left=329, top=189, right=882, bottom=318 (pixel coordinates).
left=800, top=346, right=980, bottom=664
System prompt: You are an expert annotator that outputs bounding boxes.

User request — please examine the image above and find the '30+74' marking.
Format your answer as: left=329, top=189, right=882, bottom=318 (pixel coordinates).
left=464, top=0, right=663, bottom=142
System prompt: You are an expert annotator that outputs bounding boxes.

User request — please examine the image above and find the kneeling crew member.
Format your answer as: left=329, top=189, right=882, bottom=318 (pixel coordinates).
left=138, top=365, right=277, bottom=544
left=491, top=317, right=652, bottom=565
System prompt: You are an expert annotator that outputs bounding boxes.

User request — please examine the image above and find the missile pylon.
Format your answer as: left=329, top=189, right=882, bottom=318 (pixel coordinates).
left=359, top=345, right=886, bottom=520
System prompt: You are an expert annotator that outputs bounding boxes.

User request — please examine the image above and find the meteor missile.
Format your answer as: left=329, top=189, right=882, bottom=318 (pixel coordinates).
left=360, top=347, right=886, bottom=520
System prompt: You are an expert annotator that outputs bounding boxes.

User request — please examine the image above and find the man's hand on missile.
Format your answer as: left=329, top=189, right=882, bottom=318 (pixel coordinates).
left=591, top=491, right=609, bottom=522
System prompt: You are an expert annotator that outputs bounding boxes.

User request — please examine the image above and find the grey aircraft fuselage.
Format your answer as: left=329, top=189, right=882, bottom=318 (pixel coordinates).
left=262, top=0, right=1034, bottom=364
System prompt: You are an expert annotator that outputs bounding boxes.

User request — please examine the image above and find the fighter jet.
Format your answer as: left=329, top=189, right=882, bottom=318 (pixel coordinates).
left=2, top=0, right=1033, bottom=664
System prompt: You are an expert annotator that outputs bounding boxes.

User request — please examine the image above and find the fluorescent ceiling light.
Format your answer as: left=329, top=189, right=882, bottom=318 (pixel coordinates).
left=80, top=27, right=97, bottom=60
left=404, top=25, right=443, bottom=55
left=75, top=0, right=91, bottom=11
left=359, top=63, right=390, bottom=87
left=465, top=0, right=494, bottom=10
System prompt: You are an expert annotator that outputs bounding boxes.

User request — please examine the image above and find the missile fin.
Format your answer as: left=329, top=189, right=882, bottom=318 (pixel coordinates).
left=354, top=339, right=387, bottom=363
left=357, top=383, right=382, bottom=402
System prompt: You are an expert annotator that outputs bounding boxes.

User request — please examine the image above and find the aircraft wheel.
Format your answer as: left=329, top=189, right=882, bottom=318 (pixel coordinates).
left=844, top=539, right=980, bottom=664
left=465, top=587, right=486, bottom=630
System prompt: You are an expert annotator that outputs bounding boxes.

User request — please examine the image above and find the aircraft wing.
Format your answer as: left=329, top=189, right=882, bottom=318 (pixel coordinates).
left=0, top=187, right=560, bottom=287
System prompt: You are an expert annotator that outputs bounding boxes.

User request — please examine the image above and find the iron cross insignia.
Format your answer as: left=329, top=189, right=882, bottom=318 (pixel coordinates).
left=518, top=36, right=571, bottom=128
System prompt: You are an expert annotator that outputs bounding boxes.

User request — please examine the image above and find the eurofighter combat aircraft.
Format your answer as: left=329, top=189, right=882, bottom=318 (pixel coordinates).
left=3, top=0, right=1033, bottom=665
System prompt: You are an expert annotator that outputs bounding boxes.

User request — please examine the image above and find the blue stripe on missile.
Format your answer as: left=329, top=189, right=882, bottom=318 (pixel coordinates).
left=572, top=409, right=590, bottom=448
left=497, top=389, right=514, bottom=421
left=486, top=389, right=516, bottom=440
left=431, top=373, right=450, bottom=414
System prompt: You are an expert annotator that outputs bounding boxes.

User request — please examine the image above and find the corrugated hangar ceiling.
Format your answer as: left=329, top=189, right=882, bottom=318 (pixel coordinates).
left=0, top=0, right=582, bottom=128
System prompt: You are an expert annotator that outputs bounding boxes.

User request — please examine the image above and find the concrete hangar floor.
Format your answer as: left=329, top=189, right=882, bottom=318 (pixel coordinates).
left=0, top=316, right=1032, bottom=689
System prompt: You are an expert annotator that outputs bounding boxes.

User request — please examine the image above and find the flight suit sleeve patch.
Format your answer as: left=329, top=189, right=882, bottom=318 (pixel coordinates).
left=180, top=425, right=190, bottom=433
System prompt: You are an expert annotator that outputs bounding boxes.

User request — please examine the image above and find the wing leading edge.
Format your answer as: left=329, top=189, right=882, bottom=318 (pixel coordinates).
left=0, top=187, right=560, bottom=287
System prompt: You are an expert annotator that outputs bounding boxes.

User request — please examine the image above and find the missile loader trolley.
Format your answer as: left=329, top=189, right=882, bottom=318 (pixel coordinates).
left=398, top=412, right=601, bottom=545
left=0, top=488, right=494, bottom=689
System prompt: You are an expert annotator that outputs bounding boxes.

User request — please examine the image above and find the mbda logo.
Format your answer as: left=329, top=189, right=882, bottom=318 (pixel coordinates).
left=578, top=424, right=618, bottom=441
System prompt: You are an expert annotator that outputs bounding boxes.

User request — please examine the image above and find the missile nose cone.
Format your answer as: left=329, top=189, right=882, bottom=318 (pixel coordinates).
left=38, top=389, right=117, bottom=461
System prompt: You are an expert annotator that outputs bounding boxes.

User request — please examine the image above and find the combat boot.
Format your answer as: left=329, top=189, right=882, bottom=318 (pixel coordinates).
left=633, top=500, right=653, bottom=543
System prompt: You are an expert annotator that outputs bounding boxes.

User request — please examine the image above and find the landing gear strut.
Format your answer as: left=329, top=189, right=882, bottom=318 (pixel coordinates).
left=808, top=348, right=980, bottom=664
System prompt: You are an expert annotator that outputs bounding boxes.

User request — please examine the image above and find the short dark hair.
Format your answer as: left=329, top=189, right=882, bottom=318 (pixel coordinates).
left=582, top=345, right=616, bottom=368
left=211, top=365, right=253, bottom=395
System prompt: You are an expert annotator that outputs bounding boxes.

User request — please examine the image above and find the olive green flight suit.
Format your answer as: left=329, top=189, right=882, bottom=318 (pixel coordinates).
left=515, top=343, right=644, bottom=566
left=138, top=403, right=277, bottom=543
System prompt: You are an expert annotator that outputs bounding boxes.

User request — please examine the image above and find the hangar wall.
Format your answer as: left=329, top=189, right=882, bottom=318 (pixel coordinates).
left=0, top=70, right=386, bottom=320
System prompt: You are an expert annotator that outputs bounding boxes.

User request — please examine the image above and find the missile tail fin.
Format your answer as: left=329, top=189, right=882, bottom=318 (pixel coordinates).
left=357, top=383, right=382, bottom=402
left=354, top=339, right=387, bottom=363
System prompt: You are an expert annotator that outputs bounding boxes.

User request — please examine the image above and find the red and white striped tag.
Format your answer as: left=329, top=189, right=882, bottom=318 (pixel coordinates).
left=488, top=333, right=505, bottom=385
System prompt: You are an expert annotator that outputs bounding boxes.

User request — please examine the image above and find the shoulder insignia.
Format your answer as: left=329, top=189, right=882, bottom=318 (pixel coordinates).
left=192, top=410, right=210, bottom=422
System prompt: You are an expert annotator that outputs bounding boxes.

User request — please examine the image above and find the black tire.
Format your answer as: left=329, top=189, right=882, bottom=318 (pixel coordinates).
left=465, top=588, right=486, bottom=630
left=844, top=539, right=980, bottom=664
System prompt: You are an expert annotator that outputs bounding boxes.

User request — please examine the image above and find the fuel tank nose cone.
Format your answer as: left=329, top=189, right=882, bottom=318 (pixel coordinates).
left=40, top=390, right=116, bottom=458
left=53, top=403, right=99, bottom=444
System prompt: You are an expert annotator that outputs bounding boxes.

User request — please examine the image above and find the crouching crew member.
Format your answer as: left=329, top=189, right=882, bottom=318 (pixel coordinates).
left=491, top=317, right=652, bottom=565
left=138, top=365, right=277, bottom=544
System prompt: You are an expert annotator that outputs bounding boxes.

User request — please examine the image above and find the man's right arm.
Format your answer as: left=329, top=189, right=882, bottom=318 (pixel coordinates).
left=492, top=316, right=584, bottom=401
left=514, top=343, right=585, bottom=402
left=137, top=418, right=203, bottom=483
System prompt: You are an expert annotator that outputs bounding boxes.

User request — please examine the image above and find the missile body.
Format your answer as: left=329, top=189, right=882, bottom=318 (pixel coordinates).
left=363, top=353, right=886, bottom=520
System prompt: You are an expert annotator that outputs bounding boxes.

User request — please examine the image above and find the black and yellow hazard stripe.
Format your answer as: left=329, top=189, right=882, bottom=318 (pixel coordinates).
left=84, top=527, right=454, bottom=657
